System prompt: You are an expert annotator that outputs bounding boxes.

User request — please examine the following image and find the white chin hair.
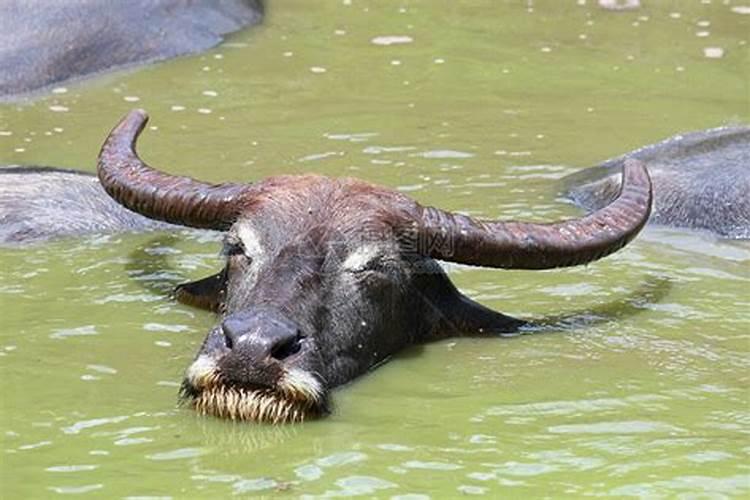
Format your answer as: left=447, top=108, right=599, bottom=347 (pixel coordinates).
left=186, top=355, right=219, bottom=388
left=280, top=367, right=323, bottom=403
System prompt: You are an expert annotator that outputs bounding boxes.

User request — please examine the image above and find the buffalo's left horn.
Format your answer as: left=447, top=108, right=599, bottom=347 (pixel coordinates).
left=97, top=109, right=250, bottom=230
left=415, top=159, right=652, bottom=269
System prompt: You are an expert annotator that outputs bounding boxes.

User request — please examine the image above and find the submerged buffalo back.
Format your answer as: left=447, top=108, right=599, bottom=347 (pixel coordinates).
left=564, top=126, right=750, bottom=238
left=0, top=0, right=263, bottom=99
left=0, top=166, right=173, bottom=245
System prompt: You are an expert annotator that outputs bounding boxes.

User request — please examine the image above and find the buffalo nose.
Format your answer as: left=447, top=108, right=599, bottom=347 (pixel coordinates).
left=220, top=309, right=304, bottom=362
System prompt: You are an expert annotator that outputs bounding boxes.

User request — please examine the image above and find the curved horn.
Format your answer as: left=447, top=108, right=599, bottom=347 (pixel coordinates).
left=416, top=159, right=652, bottom=269
left=97, top=109, right=249, bottom=230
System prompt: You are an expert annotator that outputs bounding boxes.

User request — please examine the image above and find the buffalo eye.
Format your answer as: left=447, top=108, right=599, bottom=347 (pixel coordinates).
left=348, top=256, right=398, bottom=276
left=221, top=236, right=251, bottom=261
left=222, top=242, right=244, bottom=257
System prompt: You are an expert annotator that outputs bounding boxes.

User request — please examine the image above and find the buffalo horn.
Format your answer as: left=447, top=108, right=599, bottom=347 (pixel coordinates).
left=415, top=159, right=652, bottom=269
left=97, top=109, right=249, bottom=230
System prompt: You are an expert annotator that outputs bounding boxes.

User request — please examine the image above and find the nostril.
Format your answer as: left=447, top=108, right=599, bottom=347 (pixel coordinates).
left=270, top=332, right=305, bottom=361
left=221, top=325, right=234, bottom=350
left=221, top=315, right=249, bottom=350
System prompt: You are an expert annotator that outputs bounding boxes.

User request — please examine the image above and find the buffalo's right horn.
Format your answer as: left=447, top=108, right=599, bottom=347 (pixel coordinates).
left=415, top=159, right=652, bottom=269
left=97, top=109, right=251, bottom=230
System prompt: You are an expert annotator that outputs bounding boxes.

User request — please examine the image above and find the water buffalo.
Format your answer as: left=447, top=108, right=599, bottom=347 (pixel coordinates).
left=0, top=0, right=263, bottom=99
left=96, top=109, right=652, bottom=423
left=564, top=126, right=750, bottom=239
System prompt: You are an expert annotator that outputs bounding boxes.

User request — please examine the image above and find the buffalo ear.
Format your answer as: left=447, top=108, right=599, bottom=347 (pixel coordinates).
left=435, top=293, right=526, bottom=338
left=414, top=264, right=525, bottom=338
left=174, top=269, right=227, bottom=312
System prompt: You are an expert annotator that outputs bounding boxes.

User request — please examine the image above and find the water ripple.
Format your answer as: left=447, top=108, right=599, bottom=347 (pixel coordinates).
left=48, top=484, right=103, bottom=494
left=548, top=420, right=685, bottom=435
left=147, top=447, right=205, bottom=461
left=413, top=150, right=474, bottom=159
left=49, top=325, right=97, bottom=340
left=46, top=464, right=99, bottom=473
left=403, top=460, right=462, bottom=471
left=62, top=415, right=129, bottom=435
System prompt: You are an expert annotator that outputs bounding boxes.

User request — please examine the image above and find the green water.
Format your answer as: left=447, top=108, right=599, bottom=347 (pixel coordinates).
left=1, top=1, right=749, bottom=498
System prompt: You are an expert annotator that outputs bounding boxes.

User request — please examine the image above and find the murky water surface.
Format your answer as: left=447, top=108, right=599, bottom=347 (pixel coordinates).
left=1, top=1, right=749, bottom=497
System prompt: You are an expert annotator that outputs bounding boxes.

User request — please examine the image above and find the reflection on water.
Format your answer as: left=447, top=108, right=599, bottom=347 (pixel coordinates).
left=2, top=0, right=749, bottom=498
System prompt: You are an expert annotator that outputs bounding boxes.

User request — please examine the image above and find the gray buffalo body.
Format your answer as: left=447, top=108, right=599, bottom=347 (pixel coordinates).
left=563, top=126, right=750, bottom=239
left=0, top=166, right=173, bottom=244
left=0, top=0, right=263, bottom=99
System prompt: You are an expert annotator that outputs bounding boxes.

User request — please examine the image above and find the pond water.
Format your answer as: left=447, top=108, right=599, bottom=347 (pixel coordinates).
left=1, top=0, right=749, bottom=497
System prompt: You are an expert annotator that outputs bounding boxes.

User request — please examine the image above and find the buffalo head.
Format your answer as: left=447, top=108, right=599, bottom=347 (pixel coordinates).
left=98, top=110, right=652, bottom=423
